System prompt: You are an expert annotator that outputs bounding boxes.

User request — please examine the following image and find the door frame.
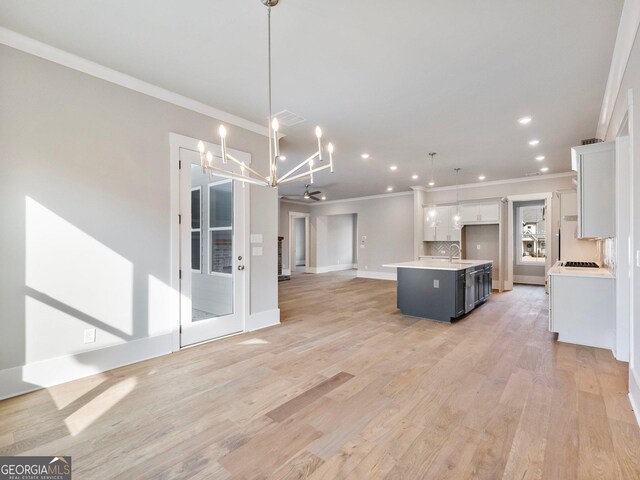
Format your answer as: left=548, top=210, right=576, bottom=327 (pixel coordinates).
left=169, top=132, right=251, bottom=351
left=505, top=192, right=553, bottom=292
left=288, top=211, right=310, bottom=274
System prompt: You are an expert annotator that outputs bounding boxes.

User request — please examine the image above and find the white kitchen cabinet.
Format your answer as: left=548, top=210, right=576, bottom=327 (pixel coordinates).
left=548, top=268, right=615, bottom=349
left=423, top=206, right=461, bottom=242
left=458, top=201, right=500, bottom=224
left=571, top=141, right=615, bottom=238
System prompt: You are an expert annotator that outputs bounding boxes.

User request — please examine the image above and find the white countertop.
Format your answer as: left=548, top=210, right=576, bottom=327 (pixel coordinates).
left=383, top=259, right=493, bottom=271
left=548, top=261, right=615, bottom=279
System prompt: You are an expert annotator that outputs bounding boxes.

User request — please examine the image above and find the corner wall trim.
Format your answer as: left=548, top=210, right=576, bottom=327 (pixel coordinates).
left=247, top=308, right=280, bottom=332
left=0, top=27, right=269, bottom=137
left=356, top=270, right=397, bottom=281
left=629, top=367, right=640, bottom=427
left=0, top=333, right=173, bottom=400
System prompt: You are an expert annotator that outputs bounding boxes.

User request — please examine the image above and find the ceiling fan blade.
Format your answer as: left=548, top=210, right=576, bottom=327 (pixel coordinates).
left=310, top=195, right=321, bottom=201
left=308, top=191, right=321, bottom=196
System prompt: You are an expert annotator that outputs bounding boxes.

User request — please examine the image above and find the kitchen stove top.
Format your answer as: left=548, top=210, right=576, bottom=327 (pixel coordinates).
left=563, top=261, right=599, bottom=268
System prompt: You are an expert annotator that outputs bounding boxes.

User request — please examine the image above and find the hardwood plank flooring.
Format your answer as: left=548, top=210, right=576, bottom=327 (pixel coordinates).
left=1, top=271, right=639, bottom=479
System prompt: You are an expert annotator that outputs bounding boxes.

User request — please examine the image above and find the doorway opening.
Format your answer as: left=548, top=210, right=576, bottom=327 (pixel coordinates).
left=288, top=212, right=310, bottom=276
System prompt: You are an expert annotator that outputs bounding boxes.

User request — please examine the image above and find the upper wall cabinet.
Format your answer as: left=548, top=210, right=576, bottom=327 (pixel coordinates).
left=571, top=141, right=615, bottom=238
left=424, top=206, right=461, bottom=242
left=459, top=201, right=500, bottom=224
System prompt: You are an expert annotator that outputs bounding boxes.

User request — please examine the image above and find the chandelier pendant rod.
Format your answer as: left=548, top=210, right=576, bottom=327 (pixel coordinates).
left=267, top=5, right=276, bottom=186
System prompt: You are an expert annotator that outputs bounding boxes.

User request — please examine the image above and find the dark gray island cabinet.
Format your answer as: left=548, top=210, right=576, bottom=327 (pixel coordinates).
left=383, top=260, right=493, bottom=322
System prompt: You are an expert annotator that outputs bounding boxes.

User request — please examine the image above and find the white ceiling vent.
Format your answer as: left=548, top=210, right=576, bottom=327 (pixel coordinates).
left=524, top=172, right=543, bottom=177
left=273, top=110, right=306, bottom=127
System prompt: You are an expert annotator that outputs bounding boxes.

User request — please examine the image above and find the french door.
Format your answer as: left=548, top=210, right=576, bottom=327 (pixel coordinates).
left=179, top=147, right=246, bottom=346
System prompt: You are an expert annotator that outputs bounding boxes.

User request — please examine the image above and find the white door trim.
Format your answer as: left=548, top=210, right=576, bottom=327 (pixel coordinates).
left=169, top=132, right=251, bottom=351
left=289, top=211, right=310, bottom=274
left=505, top=192, right=553, bottom=292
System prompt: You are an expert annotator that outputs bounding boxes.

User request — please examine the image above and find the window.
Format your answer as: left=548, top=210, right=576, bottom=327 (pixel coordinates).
left=209, top=180, right=233, bottom=275
left=191, top=187, right=202, bottom=272
left=517, top=204, right=546, bottom=265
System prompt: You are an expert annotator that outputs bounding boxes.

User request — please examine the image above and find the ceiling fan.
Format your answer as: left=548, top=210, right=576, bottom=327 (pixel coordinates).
left=284, top=184, right=323, bottom=202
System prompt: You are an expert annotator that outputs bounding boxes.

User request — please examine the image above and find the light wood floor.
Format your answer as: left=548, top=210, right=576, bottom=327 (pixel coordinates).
left=2, top=272, right=640, bottom=479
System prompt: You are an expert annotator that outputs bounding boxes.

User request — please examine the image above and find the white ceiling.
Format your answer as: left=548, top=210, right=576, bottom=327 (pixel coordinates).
left=0, top=0, right=623, bottom=200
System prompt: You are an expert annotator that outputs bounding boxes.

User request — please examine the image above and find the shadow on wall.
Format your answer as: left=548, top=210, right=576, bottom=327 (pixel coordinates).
left=1, top=196, right=176, bottom=437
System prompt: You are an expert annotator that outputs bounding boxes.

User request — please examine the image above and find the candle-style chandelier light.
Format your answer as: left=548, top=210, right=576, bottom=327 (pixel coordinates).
left=197, top=0, right=335, bottom=188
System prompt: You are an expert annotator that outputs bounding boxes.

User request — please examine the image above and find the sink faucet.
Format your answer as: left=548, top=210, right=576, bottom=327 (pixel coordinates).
left=449, top=243, right=461, bottom=263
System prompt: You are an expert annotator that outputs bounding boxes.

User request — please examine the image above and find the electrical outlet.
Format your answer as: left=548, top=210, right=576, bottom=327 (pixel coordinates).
left=83, top=328, right=96, bottom=344
left=637, top=250, right=640, bottom=268
left=477, top=244, right=481, bottom=250
left=433, top=279, right=439, bottom=288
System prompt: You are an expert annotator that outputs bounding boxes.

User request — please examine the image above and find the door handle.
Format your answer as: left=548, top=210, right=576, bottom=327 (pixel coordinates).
left=237, top=265, right=245, bottom=271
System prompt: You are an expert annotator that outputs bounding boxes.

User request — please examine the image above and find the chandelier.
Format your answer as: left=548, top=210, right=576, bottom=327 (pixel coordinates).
left=196, top=0, right=334, bottom=188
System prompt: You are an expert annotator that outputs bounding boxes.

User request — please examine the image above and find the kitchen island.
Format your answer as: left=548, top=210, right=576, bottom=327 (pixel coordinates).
left=383, top=259, right=493, bottom=322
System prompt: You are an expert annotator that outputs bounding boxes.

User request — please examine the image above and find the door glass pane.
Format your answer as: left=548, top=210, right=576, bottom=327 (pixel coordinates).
left=210, top=181, right=233, bottom=228
left=211, top=230, right=233, bottom=274
left=519, top=204, right=546, bottom=264
left=191, top=167, right=234, bottom=321
left=191, top=232, right=201, bottom=271
left=191, top=188, right=201, bottom=229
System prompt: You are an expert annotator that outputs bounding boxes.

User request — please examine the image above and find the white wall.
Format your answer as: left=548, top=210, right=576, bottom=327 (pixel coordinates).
left=0, top=44, right=277, bottom=398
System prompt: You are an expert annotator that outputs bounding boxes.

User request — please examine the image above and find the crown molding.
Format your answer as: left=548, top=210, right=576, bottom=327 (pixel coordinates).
left=417, top=171, right=576, bottom=193
left=308, top=190, right=413, bottom=206
left=0, top=27, right=269, bottom=137
left=596, top=0, right=640, bottom=139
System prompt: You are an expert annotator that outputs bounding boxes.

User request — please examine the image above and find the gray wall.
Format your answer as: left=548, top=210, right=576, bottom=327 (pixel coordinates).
left=294, top=217, right=305, bottom=266
left=463, top=224, right=500, bottom=281
left=310, top=194, right=414, bottom=274
left=278, top=201, right=310, bottom=272
left=323, top=214, right=357, bottom=267
left=0, top=45, right=277, bottom=375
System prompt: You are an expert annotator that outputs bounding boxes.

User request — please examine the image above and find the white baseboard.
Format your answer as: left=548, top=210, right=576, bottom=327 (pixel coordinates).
left=247, top=308, right=280, bottom=331
left=357, top=270, right=397, bottom=281
left=492, top=280, right=500, bottom=290
left=513, top=275, right=545, bottom=286
left=0, top=333, right=173, bottom=400
left=630, top=367, right=640, bottom=428
left=308, top=264, right=356, bottom=274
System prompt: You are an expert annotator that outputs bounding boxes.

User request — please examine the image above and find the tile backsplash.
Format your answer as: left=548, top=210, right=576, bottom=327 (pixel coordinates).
left=423, top=241, right=460, bottom=256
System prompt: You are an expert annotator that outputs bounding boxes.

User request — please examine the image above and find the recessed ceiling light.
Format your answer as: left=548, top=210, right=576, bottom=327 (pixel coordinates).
left=518, top=116, right=532, bottom=124
left=540, top=167, right=549, bottom=172
left=478, top=175, right=486, bottom=181
left=411, top=174, right=419, bottom=180
left=387, top=186, right=393, bottom=192
left=321, top=196, right=326, bottom=200
left=428, top=181, right=435, bottom=187
left=279, top=155, right=286, bottom=161
left=390, top=165, right=398, bottom=171
left=535, top=155, right=545, bottom=161
left=529, top=139, right=540, bottom=146
left=361, top=153, right=370, bottom=159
